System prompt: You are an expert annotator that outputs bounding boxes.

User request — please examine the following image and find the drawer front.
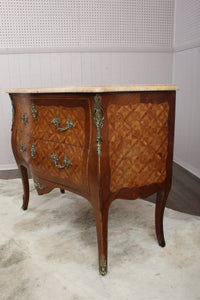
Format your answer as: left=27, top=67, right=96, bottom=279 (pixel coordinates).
left=12, top=99, right=32, bottom=133
left=14, top=130, right=31, bottom=163
left=31, top=104, right=87, bottom=148
left=12, top=97, right=88, bottom=148
left=107, top=101, right=170, bottom=193
left=14, top=132, right=89, bottom=194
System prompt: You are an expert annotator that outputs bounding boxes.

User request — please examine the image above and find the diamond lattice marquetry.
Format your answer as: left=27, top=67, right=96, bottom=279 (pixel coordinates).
left=14, top=102, right=88, bottom=192
left=14, top=103, right=86, bottom=148
left=31, top=138, right=88, bottom=189
left=31, top=105, right=86, bottom=147
left=107, top=102, right=169, bottom=192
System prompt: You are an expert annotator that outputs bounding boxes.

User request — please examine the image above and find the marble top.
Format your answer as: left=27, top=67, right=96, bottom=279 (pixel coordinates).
left=7, top=84, right=179, bottom=94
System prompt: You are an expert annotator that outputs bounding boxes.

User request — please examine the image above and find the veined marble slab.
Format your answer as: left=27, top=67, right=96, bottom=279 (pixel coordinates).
left=7, top=84, right=179, bottom=94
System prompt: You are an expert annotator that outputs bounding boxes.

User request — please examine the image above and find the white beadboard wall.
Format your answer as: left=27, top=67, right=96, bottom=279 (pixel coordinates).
left=173, top=0, right=200, bottom=178
left=0, top=51, right=173, bottom=169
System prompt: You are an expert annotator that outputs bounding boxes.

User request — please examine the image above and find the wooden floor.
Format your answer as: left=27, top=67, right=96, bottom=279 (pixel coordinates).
left=0, top=162, right=200, bottom=216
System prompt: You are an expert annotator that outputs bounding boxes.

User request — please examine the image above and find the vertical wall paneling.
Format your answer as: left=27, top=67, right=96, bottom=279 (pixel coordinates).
left=59, top=53, right=73, bottom=86
left=174, top=0, right=200, bottom=51
left=70, top=53, right=82, bottom=86
left=110, top=53, right=122, bottom=84
left=48, top=53, right=60, bottom=87
left=90, top=53, right=103, bottom=85
left=80, top=53, right=93, bottom=86
left=173, top=48, right=200, bottom=178
left=173, top=0, right=200, bottom=178
left=120, top=53, right=173, bottom=84
left=0, top=55, right=16, bottom=169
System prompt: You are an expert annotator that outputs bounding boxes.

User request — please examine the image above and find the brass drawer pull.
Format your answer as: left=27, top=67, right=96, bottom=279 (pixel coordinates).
left=50, top=153, right=72, bottom=169
left=21, top=113, right=28, bottom=125
left=51, top=117, right=75, bottom=132
left=20, top=141, right=26, bottom=152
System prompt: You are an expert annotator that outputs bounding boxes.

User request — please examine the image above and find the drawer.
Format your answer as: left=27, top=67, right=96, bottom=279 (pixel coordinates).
left=14, top=132, right=89, bottom=195
left=31, top=103, right=87, bottom=148
left=14, top=130, right=31, bottom=164
left=12, top=97, right=89, bottom=148
left=12, top=99, right=32, bottom=134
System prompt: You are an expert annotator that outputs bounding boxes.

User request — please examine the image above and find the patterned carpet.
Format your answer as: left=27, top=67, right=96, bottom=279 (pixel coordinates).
left=0, top=179, right=200, bottom=300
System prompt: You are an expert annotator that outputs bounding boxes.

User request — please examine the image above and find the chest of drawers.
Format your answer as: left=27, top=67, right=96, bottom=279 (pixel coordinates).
left=8, top=85, right=178, bottom=275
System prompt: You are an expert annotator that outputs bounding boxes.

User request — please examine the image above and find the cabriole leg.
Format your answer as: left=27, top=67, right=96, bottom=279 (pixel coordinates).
left=155, top=189, right=170, bottom=247
left=19, top=165, right=29, bottom=210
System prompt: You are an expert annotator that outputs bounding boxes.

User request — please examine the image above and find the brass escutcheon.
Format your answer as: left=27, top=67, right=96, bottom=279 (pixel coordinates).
left=21, top=113, right=28, bottom=125
left=20, top=141, right=26, bottom=152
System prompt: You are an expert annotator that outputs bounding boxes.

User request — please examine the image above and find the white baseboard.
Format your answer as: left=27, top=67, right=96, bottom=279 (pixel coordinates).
left=0, top=163, right=18, bottom=171
left=174, top=156, right=200, bottom=179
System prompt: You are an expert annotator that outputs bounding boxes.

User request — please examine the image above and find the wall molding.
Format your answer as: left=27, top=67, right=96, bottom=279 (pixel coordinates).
left=174, top=156, right=200, bottom=179
left=0, top=163, right=18, bottom=171
left=173, top=39, right=200, bottom=53
left=0, top=47, right=173, bottom=55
